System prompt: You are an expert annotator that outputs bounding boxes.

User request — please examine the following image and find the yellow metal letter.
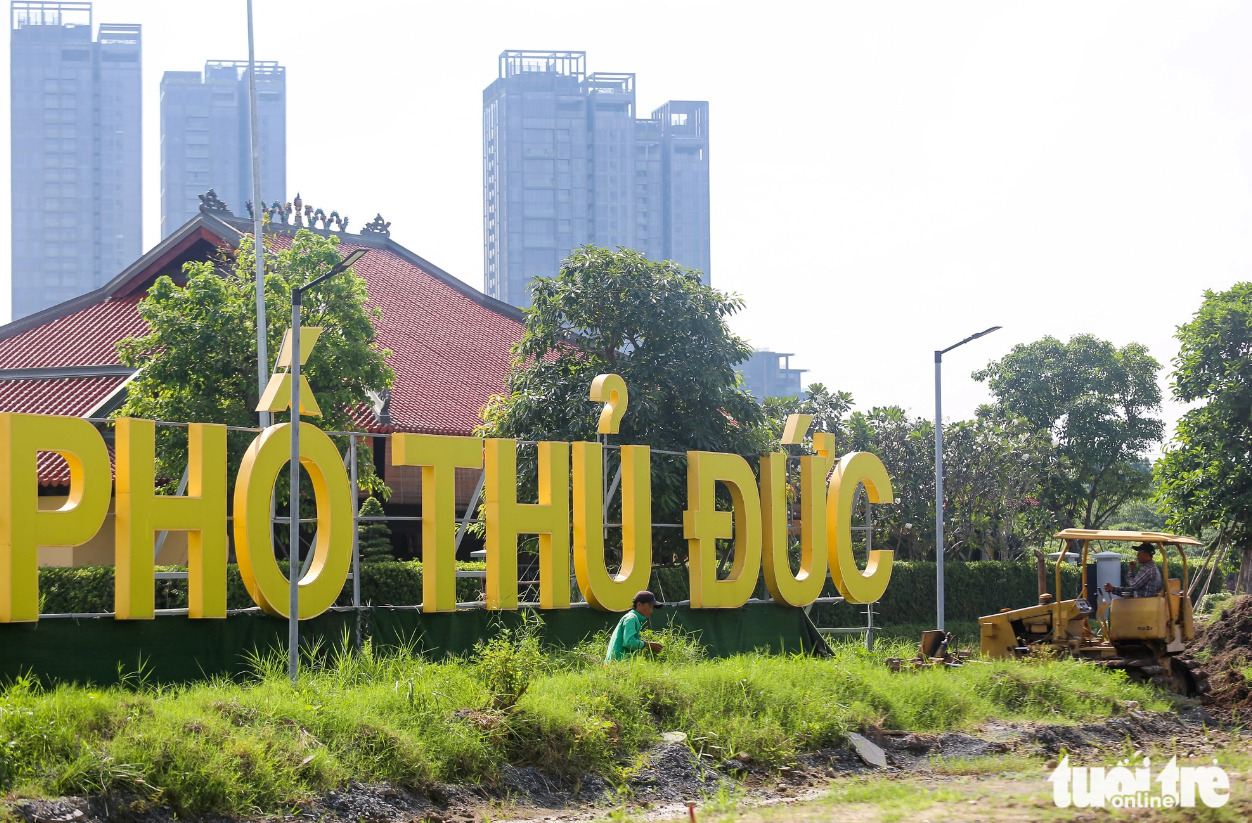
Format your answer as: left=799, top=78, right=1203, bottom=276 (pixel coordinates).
left=484, top=439, right=570, bottom=610
left=780, top=414, right=814, bottom=445
left=392, top=433, right=484, bottom=613
left=683, top=451, right=762, bottom=608
left=572, top=442, right=652, bottom=611
left=0, top=414, right=111, bottom=623
left=256, top=327, right=324, bottom=415
left=114, top=419, right=228, bottom=619
left=589, top=374, right=629, bottom=435
left=827, top=451, right=895, bottom=604
left=256, top=373, right=322, bottom=416
left=761, top=450, right=829, bottom=607
left=233, top=423, right=353, bottom=618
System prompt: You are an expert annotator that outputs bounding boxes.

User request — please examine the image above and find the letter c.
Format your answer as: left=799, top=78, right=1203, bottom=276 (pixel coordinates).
left=827, top=451, right=895, bottom=604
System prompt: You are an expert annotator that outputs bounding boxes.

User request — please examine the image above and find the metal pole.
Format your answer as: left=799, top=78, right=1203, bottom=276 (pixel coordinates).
left=934, top=351, right=944, bottom=632
left=247, top=0, right=270, bottom=428
left=288, top=293, right=301, bottom=682
left=350, top=433, right=361, bottom=652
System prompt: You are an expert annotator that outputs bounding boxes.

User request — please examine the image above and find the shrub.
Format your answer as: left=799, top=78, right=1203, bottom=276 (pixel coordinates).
left=36, top=561, right=487, bottom=614
left=357, top=497, right=394, bottom=562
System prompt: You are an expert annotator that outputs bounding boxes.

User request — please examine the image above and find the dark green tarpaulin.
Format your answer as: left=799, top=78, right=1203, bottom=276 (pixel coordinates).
left=0, top=610, right=356, bottom=686
left=0, top=603, right=822, bottom=686
left=368, top=602, right=822, bottom=659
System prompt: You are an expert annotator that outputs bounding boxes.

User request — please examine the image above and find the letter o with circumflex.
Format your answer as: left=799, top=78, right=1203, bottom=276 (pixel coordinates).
left=233, top=423, right=353, bottom=618
left=827, top=451, right=894, bottom=604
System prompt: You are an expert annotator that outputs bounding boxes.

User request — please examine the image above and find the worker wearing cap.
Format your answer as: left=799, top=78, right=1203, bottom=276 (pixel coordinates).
left=604, top=591, right=665, bottom=662
left=1104, top=543, right=1164, bottom=599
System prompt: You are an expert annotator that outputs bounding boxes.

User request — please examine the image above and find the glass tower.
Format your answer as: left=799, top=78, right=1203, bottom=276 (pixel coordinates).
left=10, top=1, right=141, bottom=319
left=483, top=51, right=710, bottom=308
left=160, top=60, right=285, bottom=238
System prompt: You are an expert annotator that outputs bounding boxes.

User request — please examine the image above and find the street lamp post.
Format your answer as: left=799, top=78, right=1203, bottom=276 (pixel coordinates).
left=934, top=325, right=1001, bottom=631
left=246, top=0, right=269, bottom=428
left=287, top=247, right=368, bottom=683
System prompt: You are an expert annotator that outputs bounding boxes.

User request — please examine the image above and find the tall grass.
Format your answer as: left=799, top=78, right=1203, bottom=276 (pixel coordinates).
left=0, top=624, right=1164, bottom=815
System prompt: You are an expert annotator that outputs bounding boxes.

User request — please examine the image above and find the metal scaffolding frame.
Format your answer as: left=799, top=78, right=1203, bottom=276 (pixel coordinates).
left=46, top=419, right=881, bottom=650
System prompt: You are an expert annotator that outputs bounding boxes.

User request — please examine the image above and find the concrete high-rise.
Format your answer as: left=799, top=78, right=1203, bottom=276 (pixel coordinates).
left=160, top=60, right=285, bottom=238
left=483, top=51, right=710, bottom=308
left=736, top=350, right=807, bottom=401
left=10, top=2, right=141, bottom=319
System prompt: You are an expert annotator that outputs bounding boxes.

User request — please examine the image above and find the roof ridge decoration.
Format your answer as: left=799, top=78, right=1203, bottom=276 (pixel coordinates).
left=361, top=214, right=391, bottom=238
left=198, top=189, right=232, bottom=216
left=245, top=193, right=350, bottom=233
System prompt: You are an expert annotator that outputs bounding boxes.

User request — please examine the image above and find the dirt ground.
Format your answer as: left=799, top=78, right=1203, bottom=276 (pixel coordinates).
left=1185, top=594, right=1252, bottom=724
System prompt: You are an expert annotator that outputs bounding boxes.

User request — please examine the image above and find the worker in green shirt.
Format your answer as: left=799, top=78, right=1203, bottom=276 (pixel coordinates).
left=605, top=591, right=664, bottom=662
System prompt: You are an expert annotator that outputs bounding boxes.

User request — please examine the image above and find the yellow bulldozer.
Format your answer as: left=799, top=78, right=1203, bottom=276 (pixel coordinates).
left=980, top=529, right=1210, bottom=696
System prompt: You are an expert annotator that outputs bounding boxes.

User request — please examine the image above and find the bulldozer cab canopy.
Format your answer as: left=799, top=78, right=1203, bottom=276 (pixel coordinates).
left=1052, top=529, right=1202, bottom=547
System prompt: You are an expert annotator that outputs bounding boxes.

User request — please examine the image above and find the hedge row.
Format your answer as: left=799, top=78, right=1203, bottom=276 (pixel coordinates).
left=37, top=561, right=488, bottom=615
left=38, top=556, right=1189, bottom=625
left=807, top=557, right=1193, bottom=629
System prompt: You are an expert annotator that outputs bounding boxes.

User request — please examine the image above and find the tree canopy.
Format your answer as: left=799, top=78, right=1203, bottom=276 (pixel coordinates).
left=973, top=334, right=1162, bottom=530
left=479, top=245, right=766, bottom=563
left=115, top=229, right=393, bottom=496
left=841, top=407, right=1053, bottom=561
left=761, top=383, right=854, bottom=453
left=1155, top=283, right=1252, bottom=590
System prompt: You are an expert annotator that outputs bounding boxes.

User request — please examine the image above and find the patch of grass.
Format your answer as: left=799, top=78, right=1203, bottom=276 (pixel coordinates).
left=699, top=783, right=744, bottom=816
left=827, top=776, right=968, bottom=820
left=0, top=621, right=1165, bottom=817
left=925, top=752, right=1045, bottom=775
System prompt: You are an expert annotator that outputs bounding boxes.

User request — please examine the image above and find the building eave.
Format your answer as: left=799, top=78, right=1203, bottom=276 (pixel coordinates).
left=0, top=212, right=242, bottom=344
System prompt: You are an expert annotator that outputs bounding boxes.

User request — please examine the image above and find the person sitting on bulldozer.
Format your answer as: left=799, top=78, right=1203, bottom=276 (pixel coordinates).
left=1103, top=543, right=1164, bottom=599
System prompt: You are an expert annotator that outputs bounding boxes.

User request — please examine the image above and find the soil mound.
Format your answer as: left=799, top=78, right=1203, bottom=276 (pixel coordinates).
left=627, top=741, right=727, bottom=802
left=1185, top=594, right=1252, bottom=717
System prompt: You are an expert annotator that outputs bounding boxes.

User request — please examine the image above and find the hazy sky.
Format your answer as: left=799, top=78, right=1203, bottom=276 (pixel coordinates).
left=2, top=1, right=1249, bottom=449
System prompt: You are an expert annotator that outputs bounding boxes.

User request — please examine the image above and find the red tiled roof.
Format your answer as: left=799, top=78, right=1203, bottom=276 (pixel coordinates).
left=339, top=241, right=523, bottom=436
left=37, top=446, right=116, bottom=488
left=0, top=375, right=128, bottom=417
left=0, top=215, right=528, bottom=483
left=0, top=295, right=146, bottom=368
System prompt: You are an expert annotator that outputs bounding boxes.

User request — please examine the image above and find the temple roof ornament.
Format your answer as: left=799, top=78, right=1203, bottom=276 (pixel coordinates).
left=198, top=189, right=232, bottom=215
left=361, top=214, right=391, bottom=237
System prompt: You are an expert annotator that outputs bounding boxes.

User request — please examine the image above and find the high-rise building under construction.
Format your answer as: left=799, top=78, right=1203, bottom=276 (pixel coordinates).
left=483, top=51, right=710, bottom=308
left=10, top=1, right=141, bottom=319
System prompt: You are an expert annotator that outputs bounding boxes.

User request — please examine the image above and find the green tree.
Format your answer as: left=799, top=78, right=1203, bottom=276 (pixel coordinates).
left=846, top=406, right=935, bottom=561
left=479, top=245, right=767, bottom=564
left=843, top=408, right=1053, bottom=561
left=940, top=416, right=1057, bottom=560
left=973, top=334, right=1163, bottom=530
left=761, top=382, right=854, bottom=452
left=356, top=496, right=394, bottom=562
left=115, top=230, right=393, bottom=552
left=1155, top=284, right=1252, bottom=591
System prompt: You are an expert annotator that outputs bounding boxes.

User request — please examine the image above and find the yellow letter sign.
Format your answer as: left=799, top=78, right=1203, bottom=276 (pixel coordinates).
left=233, top=423, right=353, bottom=618
left=114, top=419, right=228, bottom=619
left=572, top=442, right=652, bottom=611
left=683, top=451, right=762, bottom=608
left=392, top=433, right=483, bottom=613
left=0, top=414, right=111, bottom=623
left=484, top=439, right=570, bottom=610
left=827, top=451, right=895, bottom=604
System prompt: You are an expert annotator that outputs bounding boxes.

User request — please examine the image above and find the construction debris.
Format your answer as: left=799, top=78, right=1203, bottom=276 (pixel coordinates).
left=846, top=732, right=888, bottom=768
left=884, top=630, right=972, bottom=671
